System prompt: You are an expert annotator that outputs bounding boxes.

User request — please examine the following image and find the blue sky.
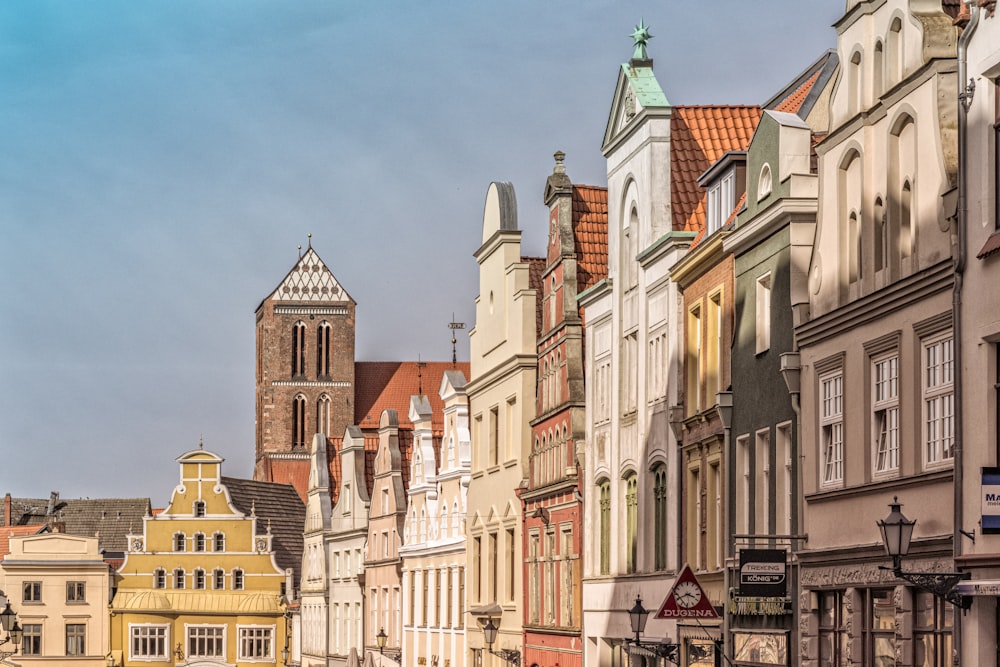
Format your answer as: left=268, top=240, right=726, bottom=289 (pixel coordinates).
left=0, top=1, right=841, bottom=500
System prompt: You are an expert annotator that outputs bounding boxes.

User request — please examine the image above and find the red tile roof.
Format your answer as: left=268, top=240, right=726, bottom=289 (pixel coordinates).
left=670, top=106, right=762, bottom=233
left=524, top=257, right=546, bottom=337
left=572, top=185, right=609, bottom=292
left=354, top=362, right=469, bottom=432
left=0, top=524, right=47, bottom=557
left=263, top=458, right=311, bottom=503
left=775, top=70, right=822, bottom=115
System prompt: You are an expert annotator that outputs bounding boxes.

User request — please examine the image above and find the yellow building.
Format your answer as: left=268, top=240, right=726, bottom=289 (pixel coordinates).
left=110, top=447, right=290, bottom=666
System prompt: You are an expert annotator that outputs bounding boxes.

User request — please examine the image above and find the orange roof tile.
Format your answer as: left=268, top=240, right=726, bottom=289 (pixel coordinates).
left=0, top=524, right=47, bottom=557
left=671, top=106, right=762, bottom=233
left=264, top=458, right=311, bottom=503
left=775, top=70, right=822, bottom=115
left=354, top=361, right=469, bottom=432
left=572, top=185, right=609, bottom=292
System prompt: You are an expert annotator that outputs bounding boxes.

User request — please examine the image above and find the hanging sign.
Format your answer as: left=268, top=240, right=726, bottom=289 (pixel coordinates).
left=738, top=549, right=787, bottom=597
left=982, top=467, right=1000, bottom=534
left=655, top=563, right=719, bottom=619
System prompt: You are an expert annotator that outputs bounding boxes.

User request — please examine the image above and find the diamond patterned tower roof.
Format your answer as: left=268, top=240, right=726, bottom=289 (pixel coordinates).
left=263, top=247, right=353, bottom=304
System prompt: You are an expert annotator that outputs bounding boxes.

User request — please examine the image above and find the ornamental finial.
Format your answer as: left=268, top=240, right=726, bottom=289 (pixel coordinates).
left=630, top=19, right=652, bottom=61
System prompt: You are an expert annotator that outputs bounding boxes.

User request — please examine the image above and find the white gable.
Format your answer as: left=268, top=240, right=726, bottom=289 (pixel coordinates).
left=273, top=248, right=349, bottom=302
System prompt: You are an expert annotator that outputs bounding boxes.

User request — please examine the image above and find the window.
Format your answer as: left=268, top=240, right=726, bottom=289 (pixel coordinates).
left=599, top=481, right=611, bottom=575
left=231, top=569, right=244, bottom=590
left=707, top=291, right=722, bottom=399
left=625, top=473, right=638, bottom=573
left=293, top=394, right=307, bottom=448
left=23, top=581, right=41, bottom=602
left=239, top=626, right=274, bottom=660
left=488, top=532, right=498, bottom=602
left=687, top=306, right=703, bottom=416
left=440, top=568, right=449, bottom=629
left=758, top=163, right=772, bottom=201
left=688, top=466, right=702, bottom=569
left=194, top=533, right=206, bottom=551
left=505, top=398, right=517, bottom=461
left=214, top=532, right=225, bottom=552
left=756, top=429, right=771, bottom=534
left=472, top=536, right=482, bottom=601
left=653, top=465, right=668, bottom=571
left=131, top=625, right=168, bottom=660
left=736, top=435, right=751, bottom=535
left=316, top=321, right=332, bottom=378
left=22, top=624, right=41, bottom=655
left=818, top=591, right=847, bottom=666
left=194, top=569, right=206, bottom=590
left=317, top=394, right=331, bottom=436
left=864, top=590, right=896, bottom=666
left=544, top=531, right=556, bottom=624
left=66, top=623, right=86, bottom=656
left=174, top=533, right=186, bottom=552
left=913, top=591, right=954, bottom=667
left=756, top=272, right=771, bottom=354
left=873, top=353, right=900, bottom=475
left=188, top=626, right=225, bottom=659
left=67, top=581, right=85, bottom=602
left=174, top=568, right=185, bottom=589
left=776, top=423, right=793, bottom=536
left=560, top=528, right=574, bottom=626
left=887, top=18, right=902, bottom=86
left=193, top=500, right=206, bottom=517
left=506, top=527, right=516, bottom=602
left=874, top=197, right=887, bottom=273
left=707, top=171, right=736, bottom=234
left=154, top=568, right=166, bottom=589
left=849, top=211, right=861, bottom=285
left=457, top=567, right=465, bottom=629
left=821, top=372, right=844, bottom=486
left=421, top=572, right=428, bottom=626
left=924, top=334, right=955, bottom=466
left=839, top=150, right=863, bottom=288
left=529, top=532, right=540, bottom=623
left=489, top=406, right=499, bottom=467
left=292, top=321, right=306, bottom=376
left=849, top=51, right=863, bottom=115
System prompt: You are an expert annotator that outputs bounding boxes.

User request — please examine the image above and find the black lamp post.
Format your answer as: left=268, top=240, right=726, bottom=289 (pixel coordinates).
left=482, top=617, right=520, bottom=667
left=376, top=627, right=388, bottom=655
left=0, top=598, right=22, bottom=660
left=622, top=595, right=678, bottom=664
left=876, top=496, right=970, bottom=608
left=627, top=595, right=649, bottom=645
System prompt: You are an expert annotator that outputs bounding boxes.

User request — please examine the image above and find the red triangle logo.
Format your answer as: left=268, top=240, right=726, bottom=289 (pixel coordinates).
left=655, top=564, right=719, bottom=619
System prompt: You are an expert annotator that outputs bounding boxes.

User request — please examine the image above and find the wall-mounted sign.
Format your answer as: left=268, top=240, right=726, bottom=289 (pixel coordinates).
left=655, top=564, right=719, bottom=619
left=738, top=549, right=787, bottom=598
left=982, top=467, right=1000, bottom=534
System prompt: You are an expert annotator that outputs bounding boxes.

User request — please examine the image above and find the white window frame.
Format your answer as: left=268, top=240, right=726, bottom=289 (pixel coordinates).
left=820, top=370, right=844, bottom=487
left=872, top=351, right=900, bottom=477
left=186, top=624, right=226, bottom=660
left=923, top=333, right=954, bottom=467
left=756, top=273, right=772, bottom=354
left=238, top=625, right=275, bottom=662
left=129, top=624, right=169, bottom=661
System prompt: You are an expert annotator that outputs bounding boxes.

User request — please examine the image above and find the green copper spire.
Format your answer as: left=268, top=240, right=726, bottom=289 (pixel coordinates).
left=630, top=19, right=652, bottom=60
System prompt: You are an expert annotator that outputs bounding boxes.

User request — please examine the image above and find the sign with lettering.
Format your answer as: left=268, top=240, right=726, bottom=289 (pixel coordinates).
left=983, top=467, right=1000, bottom=534
left=655, top=564, right=719, bottom=619
left=956, top=580, right=1000, bottom=596
left=739, top=549, right=787, bottom=598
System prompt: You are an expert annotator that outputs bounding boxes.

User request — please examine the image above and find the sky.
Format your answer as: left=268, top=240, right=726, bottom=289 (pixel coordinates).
left=0, top=1, right=843, bottom=502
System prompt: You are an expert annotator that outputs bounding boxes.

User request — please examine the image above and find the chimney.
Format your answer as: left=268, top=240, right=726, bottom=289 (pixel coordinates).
left=47, top=491, right=59, bottom=516
left=4, top=493, right=11, bottom=526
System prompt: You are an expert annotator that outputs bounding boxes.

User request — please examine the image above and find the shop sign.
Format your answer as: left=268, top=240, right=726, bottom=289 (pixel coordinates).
left=982, top=467, right=1000, bottom=534
left=956, top=580, right=1000, bottom=596
left=739, top=549, right=787, bottom=597
left=655, top=563, right=719, bottom=619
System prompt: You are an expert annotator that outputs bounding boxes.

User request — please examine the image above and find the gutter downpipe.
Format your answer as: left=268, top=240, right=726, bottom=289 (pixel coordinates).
left=955, top=3, right=980, bottom=665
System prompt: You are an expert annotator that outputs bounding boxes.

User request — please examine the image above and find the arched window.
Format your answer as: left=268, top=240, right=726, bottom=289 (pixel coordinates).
left=193, top=501, right=206, bottom=517
left=625, top=473, right=638, bottom=573
left=848, top=50, right=863, bottom=116
left=194, top=533, right=206, bottom=552
left=901, top=180, right=913, bottom=260
left=316, top=321, right=332, bottom=378
left=839, top=149, right=863, bottom=290
left=174, top=568, right=185, bottom=589
left=887, top=18, right=903, bottom=87
left=874, top=197, right=887, bottom=273
left=890, top=115, right=916, bottom=269
left=317, top=394, right=331, bottom=437
left=232, top=569, right=244, bottom=590
left=213, top=532, right=225, bottom=552
left=874, top=40, right=884, bottom=96
left=848, top=211, right=861, bottom=284
left=193, top=569, right=206, bottom=590
left=153, top=568, right=166, bottom=589
left=599, top=481, right=611, bottom=575
left=441, top=505, right=449, bottom=539
left=292, top=321, right=307, bottom=377
left=293, top=394, right=307, bottom=447
left=653, top=465, right=669, bottom=571
left=174, top=533, right=186, bottom=552
left=213, top=568, right=225, bottom=590
left=758, top=163, right=772, bottom=201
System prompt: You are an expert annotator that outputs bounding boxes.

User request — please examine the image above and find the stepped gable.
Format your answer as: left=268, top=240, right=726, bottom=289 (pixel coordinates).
left=524, top=256, right=546, bottom=337
left=670, top=106, right=762, bottom=233
left=221, top=476, right=305, bottom=585
left=572, top=185, right=610, bottom=293
left=4, top=495, right=150, bottom=553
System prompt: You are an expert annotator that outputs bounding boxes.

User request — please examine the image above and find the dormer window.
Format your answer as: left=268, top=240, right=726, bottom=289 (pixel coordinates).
left=707, top=170, right=736, bottom=235
left=193, top=501, right=206, bottom=517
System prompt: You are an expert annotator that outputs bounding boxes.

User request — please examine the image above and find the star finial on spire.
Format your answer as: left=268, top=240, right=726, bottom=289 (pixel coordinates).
left=630, top=19, right=652, bottom=61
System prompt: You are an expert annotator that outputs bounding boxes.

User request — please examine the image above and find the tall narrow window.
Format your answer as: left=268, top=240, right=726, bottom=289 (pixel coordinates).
left=193, top=501, right=206, bottom=517
left=625, top=473, right=638, bottom=573
left=232, top=569, right=244, bottom=590
left=776, top=423, right=793, bottom=536
left=316, top=321, right=332, bottom=378
left=887, top=18, right=902, bottom=87
left=174, top=568, right=185, bottom=589
left=317, top=394, right=331, bottom=437
left=457, top=567, right=465, bottom=628
left=599, top=481, right=611, bottom=575
left=756, top=430, right=771, bottom=534
left=292, top=321, right=306, bottom=377
left=707, top=292, right=722, bottom=399
left=924, top=334, right=955, bottom=466
left=687, top=306, right=703, bottom=416
left=213, top=532, right=225, bottom=552
left=194, top=533, right=206, bottom=551
left=488, top=532, right=498, bottom=602
left=561, top=528, right=574, bottom=626
left=900, top=180, right=913, bottom=260
left=66, top=623, right=86, bottom=656
left=756, top=273, right=771, bottom=353
left=506, top=527, right=515, bottom=602
left=154, top=568, right=166, bottom=589
left=529, top=533, right=540, bottom=623
left=544, top=531, right=556, bottom=624
left=213, top=569, right=225, bottom=590
left=849, top=211, right=861, bottom=284
left=194, top=569, right=206, bottom=590
left=821, top=372, right=844, bottom=486
left=736, top=435, right=751, bottom=534
left=849, top=51, right=863, bottom=115
left=489, top=406, right=499, bottom=467
left=174, top=533, right=186, bottom=552
left=873, top=353, right=900, bottom=475
left=653, top=465, right=668, bottom=571
left=874, top=197, right=887, bottom=273
left=293, top=394, right=307, bottom=447
left=472, top=536, right=482, bottom=602
left=818, top=591, right=848, bottom=666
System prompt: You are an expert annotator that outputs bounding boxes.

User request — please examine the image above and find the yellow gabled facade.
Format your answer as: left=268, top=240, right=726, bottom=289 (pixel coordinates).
left=110, top=447, right=288, bottom=666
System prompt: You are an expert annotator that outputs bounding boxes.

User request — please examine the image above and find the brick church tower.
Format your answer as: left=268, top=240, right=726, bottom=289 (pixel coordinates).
left=254, top=244, right=356, bottom=485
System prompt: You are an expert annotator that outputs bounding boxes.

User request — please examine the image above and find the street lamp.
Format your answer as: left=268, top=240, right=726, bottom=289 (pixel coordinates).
left=482, top=617, right=520, bottom=667
left=876, top=496, right=970, bottom=608
left=376, top=627, right=387, bottom=655
left=0, top=597, right=22, bottom=660
left=627, top=595, right=649, bottom=644
left=622, top=595, right=678, bottom=664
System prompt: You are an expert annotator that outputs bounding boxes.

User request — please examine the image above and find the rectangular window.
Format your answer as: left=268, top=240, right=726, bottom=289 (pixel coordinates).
left=457, top=567, right=465, bottom=629
left=865, top=590, right=896, bottom=666
left=544, top=531, right=556, bottom=624
left=756, top=429, right=771, bottom=535
left=913, top=591, right=954, bottom=667
left=506, top=398, right=517, bottom=461
left=529, top=532, right=540, bottom=623
left=489, top=407, right=499, bottom=467
left=708, top=462, right=722, bottom=570
left=707, top=291, right=722, bottom=400
left=488, top=531, right=498, bottom=602
left=67, top=581, right=85, bottom=603
left=66, top=623, right=86, bottom=656
left=23, top=581, right=41, bottom=603
left=22, top=624, right=42, bottom=656
left=736, top=435, right=751, bottom=535
left=821, top=371, right=844, bottom=486
left=818, top=591, right=847, bottom=666
left=756, top=273, right=772, bottom=353
left=188, top=626, right=225, bottom=659
left=924, top=334, right=954, bottom=466
left=473, top=414, right=483, bottom=471
left=472, top=536, right=482, bottom=602
left=440, top=569, right=449, bottom=630
left=560, top=528, right=574, bottom=626
left=873, top=353, right=900, bottom=475
left=625, top=475, right=638, bottom=573
left=776, top=422, right=793, bottom=536
left=131, top=625, right=168, bottom=660
left=421, top=573, right=429, bottom=627
left=599, top=482, right=611, bottom=575
left=506, top=527, right=516, bottom=602
left=687, top=306, right=703, bottom=416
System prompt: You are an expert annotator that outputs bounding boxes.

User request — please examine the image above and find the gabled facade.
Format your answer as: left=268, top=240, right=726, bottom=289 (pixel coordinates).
left=466, top=182, right=540, bottom=667
left=363, top=410, right=407, bottom=661
left=111, top=447, right=289, bottom=667
left=401, top=372, right=471, bottom=667
left=301, top=432, right=334, bottom=667
left=2, top=532, right=111, bottom=666
left=795, top=2, right=960, bottom=665
left=522, top=153, right=607, bottom=667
